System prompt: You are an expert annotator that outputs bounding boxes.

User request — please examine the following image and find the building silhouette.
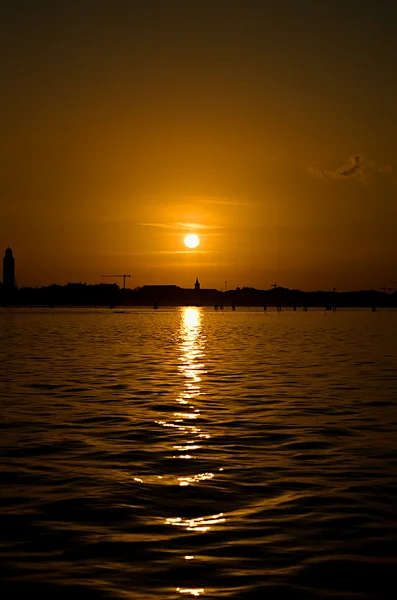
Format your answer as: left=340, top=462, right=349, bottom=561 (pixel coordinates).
left=135, top=278, right=221, bottom=306
left=187, top=277, right=220, bottom=306
left=3, top=247, right=15, bottom=288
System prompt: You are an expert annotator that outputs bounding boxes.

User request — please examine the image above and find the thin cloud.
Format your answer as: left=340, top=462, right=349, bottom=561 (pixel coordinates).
left=138, top=222, right=182, bottom=230
left=138, top=222, right=225, bottom=231
left=142, top=193, right=252, bottom=207
left=308, top=155, right=392, bottom=184
left=340, top=155, right=361, bottom=177
left=153, top=261, right=236, bottom=268
left=173, top=194, right=251, bottom=206
left=168, top=231, right=227, bottom=237
left=378, top=164, right=393, bottom=173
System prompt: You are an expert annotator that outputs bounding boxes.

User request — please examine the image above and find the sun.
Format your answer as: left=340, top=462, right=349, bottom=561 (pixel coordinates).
left=184, top=233, right=200, bottom=249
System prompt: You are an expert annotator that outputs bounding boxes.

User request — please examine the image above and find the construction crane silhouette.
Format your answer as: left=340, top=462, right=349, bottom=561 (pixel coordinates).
left=101, top=274, right=131, bottom=289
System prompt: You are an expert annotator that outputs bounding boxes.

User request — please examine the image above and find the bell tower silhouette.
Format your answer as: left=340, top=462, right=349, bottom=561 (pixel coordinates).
left=3, top=247, right=15, bottom=288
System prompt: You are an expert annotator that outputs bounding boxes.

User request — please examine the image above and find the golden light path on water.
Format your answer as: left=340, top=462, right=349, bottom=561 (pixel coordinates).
left=156, top=307, right=226, bottom=597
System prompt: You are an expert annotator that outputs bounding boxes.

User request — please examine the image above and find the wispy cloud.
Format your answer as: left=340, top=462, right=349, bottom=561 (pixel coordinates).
left=142, top=193, right=252, bottom=207
left=177, top=194, right=251, bottom=206
left=308, top=155, right=392, bottom=184
left=152, top=261, right=236, bottom=268
left=138, top=222, right=225, bottom=231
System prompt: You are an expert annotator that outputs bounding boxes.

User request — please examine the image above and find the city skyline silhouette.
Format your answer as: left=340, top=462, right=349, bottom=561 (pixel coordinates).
left=1, top=246, right=397, bottom=297
left=1, top=245, right=396, bottom=310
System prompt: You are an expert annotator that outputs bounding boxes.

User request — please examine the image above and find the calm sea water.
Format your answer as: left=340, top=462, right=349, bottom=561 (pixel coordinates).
left=1, top=307, right=397, bottom=599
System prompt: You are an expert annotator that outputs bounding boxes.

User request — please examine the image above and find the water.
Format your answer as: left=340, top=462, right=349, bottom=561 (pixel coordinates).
left=1, top=307, right=397, bottom=599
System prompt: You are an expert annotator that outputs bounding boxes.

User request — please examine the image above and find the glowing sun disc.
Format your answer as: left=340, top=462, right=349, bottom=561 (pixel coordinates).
left=184, top=234, right=200, bottom=248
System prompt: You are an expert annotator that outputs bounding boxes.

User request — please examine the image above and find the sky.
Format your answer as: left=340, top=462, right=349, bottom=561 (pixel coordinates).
left=1, top=0, right=396, bottom=291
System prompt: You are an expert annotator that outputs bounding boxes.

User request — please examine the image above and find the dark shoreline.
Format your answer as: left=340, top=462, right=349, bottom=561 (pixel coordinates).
left=1, top=283, right=396, bottom=309
left=2, top=303, right=396, bottom=310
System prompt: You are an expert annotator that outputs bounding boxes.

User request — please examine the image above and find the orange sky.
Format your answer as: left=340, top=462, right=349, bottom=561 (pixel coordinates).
left=1, top=1, right=396, bottom=291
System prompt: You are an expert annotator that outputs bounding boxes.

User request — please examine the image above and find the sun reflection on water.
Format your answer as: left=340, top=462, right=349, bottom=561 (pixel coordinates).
left=174, top=308, right=207, bottom=462
left=156, top=307, right=209, bottom=461
left=165, top=512, right=225, bottom=532
left=176, top=588, right=204, bottom=597
left=157, top=308, right=225, bottom=593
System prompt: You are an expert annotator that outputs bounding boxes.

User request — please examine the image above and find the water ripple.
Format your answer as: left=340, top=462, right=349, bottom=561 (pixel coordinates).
left=1, top=307, right=397, bottom=599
